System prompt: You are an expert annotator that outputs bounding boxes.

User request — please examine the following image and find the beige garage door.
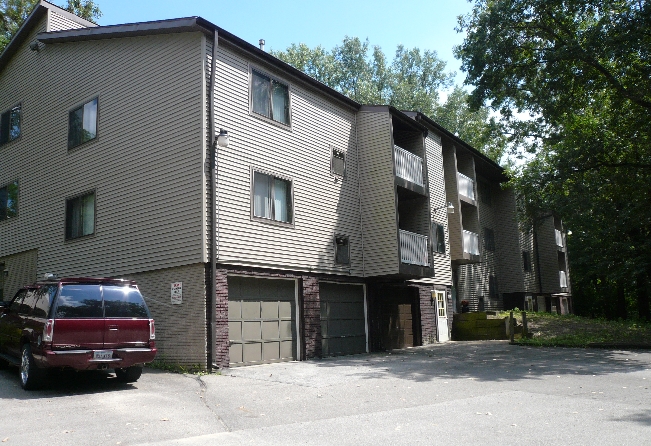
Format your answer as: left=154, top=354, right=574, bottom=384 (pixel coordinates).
left=228, top=276, right=296, bottom=366
left=320, top=283, right=367, bottom=357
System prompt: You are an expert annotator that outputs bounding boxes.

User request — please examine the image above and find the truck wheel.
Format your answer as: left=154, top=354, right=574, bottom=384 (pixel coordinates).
left=20, top=344, right=45, bottom=390
left=115, top=366, right=142, bottom=383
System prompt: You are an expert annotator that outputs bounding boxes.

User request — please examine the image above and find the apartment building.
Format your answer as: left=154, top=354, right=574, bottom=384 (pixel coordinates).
left=0, top=2, right=569, bottom=368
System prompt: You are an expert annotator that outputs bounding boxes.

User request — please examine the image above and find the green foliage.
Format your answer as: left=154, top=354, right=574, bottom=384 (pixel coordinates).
left=0, top=0, right=101, bottom=53
left=457, top=0, right=651, bottom=320
left=147, top=356, right=209, bottom=375
left=272, top=37, right=506, bottom=163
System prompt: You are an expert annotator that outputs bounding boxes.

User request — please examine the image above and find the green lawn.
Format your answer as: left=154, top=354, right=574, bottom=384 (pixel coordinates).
left=499, top=311, right=651, bottom=348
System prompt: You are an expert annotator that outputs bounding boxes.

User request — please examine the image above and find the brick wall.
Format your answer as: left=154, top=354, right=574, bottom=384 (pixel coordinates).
left=302, top=276, right=321, bottom=359
left=415, top=285, right=437, bottom=345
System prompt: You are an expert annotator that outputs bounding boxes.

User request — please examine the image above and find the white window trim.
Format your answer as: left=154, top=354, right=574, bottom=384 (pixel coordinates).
left=330, top=146, right=346, bottom=179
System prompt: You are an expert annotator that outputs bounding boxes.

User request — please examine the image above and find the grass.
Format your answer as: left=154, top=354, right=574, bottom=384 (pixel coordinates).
left=146, top=357, right=213, bottom=375
left=498, top=311, right=651, bottom=348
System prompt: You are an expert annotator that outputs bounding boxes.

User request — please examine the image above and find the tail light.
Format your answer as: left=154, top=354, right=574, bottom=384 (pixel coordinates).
left=43, top=319, right=54, bottom=342
left=149, top=319, right=156, bottom=340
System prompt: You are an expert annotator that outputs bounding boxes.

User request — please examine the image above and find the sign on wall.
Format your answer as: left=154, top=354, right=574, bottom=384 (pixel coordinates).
left=171, top=282, right=183, bottom=305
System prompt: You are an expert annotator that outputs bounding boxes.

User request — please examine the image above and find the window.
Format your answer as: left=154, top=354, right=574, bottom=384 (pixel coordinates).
left=522, top=250, right=532, bottom=272
left=252, top=171, right=293, bottom=223
left=479, top=180, right=491, bottom=205
left=0, top=104, right=21, bottom=145
left=334, top=235, right=350, bottom=264
left=331, top=148, right=346, bottom=178
left=103, top=286, right=149, bottom=318
left=68, top=98, right=98, bottom=148
left=55, top=285, right=103, bottom=318
left=489, top=275, right=498, bottom=299
left=433, top=223, right=446, bottom=254
left=251, top=70, right=290, bottom=125
left=436, top=291, right=446, bottom=317
left=483, top=227, right=495, bottom=251
left=0, top=181, right=18, bottom=221
left=66, top=192, right=95, bottom=239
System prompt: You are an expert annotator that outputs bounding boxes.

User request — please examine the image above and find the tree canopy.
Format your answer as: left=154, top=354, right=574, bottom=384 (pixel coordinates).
left=456, top=0, right=651, bottom=320
left=271, top=37, right=507, bottom=163
left=1, top=0, right=101, bottom=52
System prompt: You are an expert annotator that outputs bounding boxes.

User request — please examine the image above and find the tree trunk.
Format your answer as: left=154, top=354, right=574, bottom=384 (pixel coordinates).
left=636, top=272, right=650, bottom=322
left=616, top=280, right=627, bottom=320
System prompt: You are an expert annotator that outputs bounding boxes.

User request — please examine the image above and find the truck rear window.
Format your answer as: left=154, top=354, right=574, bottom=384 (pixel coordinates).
left=55, top=285, right=103, bottom=318
left=54, top=284, right=149, bottom=318
left=103, top=286, right=149, bottom=318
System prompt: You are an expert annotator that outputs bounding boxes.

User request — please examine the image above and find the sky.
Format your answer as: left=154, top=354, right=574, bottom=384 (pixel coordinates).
left=94, top=0, right=474, bottom=88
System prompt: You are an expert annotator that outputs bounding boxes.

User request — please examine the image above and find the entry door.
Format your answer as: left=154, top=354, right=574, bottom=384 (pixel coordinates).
left=435, top=290, right=449, bottom=342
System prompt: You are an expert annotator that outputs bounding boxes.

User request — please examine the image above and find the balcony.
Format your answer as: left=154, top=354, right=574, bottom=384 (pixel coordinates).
left=394, top=145, right=424, bottom=187
left=559, top=271, right=568, bottom=288
left=462, top=230, right=480, bottom=256
left=555, top=229, right=563, bottom=248
left=399, top=229, right=429, bottom=266
left=457, top=172, right=475, bottom=201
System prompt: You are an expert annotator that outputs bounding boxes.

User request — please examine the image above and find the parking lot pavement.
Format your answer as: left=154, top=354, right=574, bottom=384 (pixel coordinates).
left=1, top=341, right=650, bottom=445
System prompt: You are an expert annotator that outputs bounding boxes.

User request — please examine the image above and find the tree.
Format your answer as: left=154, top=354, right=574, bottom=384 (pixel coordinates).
left=1, top=0, right=101, bottom=53
left=272, top=37, right=506, bottom=163
left=456, top=0, right=651, bottom=320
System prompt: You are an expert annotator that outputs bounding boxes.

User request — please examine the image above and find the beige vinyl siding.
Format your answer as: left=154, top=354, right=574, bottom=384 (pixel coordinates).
left=536, top=216, right=562, bottom=293
left=47, top=10, right=89, bottom=32
left=356, top=111, right=399, bottom=277
left=0, top=23, right=206, bottom=277
left=209, top=44, right=363, bottom=276
left=0, top=249, right=38, bottom=301
left=493, top=187, right=525, bottom=294
left=425, top=133, right=452, bottom=286
left=442, top=143, right=463, bottom=260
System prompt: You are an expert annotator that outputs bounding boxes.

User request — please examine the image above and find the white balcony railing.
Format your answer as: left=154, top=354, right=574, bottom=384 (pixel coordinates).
left=559, top=271, right=568, bottom=288
left=394, top=145, right=424, bottom=187
left=399, top=229, right=429, bottom=266
left=555, top=229, right=563, bottom=247
left=463, top=230, right=480, bottom=256
left=457, top=172, right=475, bottom=200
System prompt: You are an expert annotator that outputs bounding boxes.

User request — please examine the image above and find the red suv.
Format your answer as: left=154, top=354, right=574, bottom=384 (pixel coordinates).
left=0, top=277, right=157, bottom=389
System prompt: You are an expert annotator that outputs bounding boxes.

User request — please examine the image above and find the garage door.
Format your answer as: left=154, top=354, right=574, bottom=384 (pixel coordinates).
left=320, top=283, right=367, bottom=357
left=228, top=276, right=297, bottom=366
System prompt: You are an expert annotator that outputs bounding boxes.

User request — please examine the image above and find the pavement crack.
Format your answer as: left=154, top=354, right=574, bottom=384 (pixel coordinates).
left=192, top=374, right=232, bottom=432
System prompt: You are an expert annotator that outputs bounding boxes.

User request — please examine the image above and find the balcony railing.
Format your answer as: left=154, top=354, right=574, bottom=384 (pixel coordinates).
left=394, top=145, right=424, bottom=187
left=399, top=229, right=429, bottom=266
left=463, top=230, right=480, bottom=256
left=559, top=271, right=568, bottom=288
left=457, top=172, right=475, bottom=200
left=555, top=229, right=563, bottom=247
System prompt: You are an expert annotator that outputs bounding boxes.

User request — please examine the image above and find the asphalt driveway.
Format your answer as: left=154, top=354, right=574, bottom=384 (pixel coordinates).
left=1, top=341, right=650, bottom=445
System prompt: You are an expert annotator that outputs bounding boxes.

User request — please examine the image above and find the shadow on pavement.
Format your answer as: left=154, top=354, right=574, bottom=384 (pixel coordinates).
left=309, top=341, right=651, bottom=383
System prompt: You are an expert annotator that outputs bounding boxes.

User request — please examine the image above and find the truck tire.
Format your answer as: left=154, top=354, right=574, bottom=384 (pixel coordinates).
left=115, top=366, right=142, bottom=383
left=20, top=344, right=46, bottom=390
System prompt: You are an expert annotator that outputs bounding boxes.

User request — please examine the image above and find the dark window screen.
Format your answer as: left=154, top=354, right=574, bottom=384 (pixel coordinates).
left=55, top=285, right=103, bottom=318
left=103, top=286, right=149, bottom=318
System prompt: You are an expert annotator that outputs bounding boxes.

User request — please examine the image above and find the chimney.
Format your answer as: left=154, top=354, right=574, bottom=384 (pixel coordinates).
left=259, top=39, right=265, bottom=51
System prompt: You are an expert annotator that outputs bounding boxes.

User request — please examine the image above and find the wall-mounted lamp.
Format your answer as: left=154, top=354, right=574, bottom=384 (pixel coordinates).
left=3, top=268, right=8, bottom=278
left=29, top=41, right=40, bottom=52
left=433, top=202, right=455, bottom=214
left=216, top=129, right=229, bottom=148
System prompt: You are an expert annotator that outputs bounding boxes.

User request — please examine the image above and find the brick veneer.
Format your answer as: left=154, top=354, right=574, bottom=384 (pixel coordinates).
left=302, top=276, right=322, bottom=359
left=415, top=285, right=437, bottom=345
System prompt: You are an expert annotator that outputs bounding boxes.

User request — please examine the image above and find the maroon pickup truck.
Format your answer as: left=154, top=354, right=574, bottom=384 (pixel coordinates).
left=0, top=277, right=157, bottom=390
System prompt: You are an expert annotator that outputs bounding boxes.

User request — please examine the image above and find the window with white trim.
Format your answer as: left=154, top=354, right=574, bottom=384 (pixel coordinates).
left=68, top=98, right=98, bottom=149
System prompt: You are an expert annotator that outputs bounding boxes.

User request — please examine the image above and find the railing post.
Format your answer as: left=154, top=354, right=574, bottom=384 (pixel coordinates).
left=509, top=311, right=515, bottom=343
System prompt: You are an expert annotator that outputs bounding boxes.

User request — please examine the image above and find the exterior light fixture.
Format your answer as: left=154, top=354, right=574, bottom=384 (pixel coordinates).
left=3, top=268, right=8, bottom=277
left=433, top=202, right=455, bottom=214
left=217, top=129, right=229, bottom=148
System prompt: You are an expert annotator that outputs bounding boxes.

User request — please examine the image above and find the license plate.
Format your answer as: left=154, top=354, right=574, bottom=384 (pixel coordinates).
left=93, top=350, right=113, bottom=360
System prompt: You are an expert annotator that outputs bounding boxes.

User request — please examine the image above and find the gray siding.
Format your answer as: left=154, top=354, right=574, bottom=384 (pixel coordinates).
left=494, top=187, right=525, bottom=294
left=442, top=143, right=463, bottom=260
left=0, top=249, right=38, bottom=301
left=425, top=133, right=452, bottom=286
left=357, top=111, right=399, bottom=277
left=209, top=43, right=363, bottom=276
left=0, top=22, right=206, bottom=277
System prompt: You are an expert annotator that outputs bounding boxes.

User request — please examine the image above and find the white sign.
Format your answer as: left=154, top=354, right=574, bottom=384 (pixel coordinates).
left=171, top=282, right=183, bottom=305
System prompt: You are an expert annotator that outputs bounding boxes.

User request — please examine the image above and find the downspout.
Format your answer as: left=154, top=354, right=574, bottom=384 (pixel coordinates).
left=208, top=29, right=219, bottom=372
